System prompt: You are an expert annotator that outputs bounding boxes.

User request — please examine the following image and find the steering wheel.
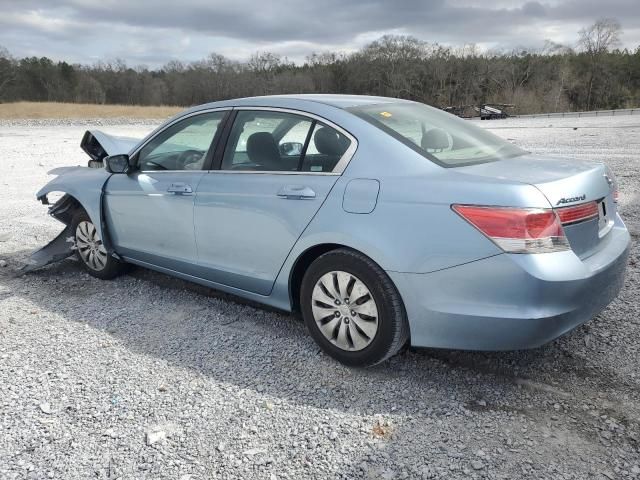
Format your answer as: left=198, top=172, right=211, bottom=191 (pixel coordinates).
left=143, top=160, right=168, bottom=170
left=177, top=150, right=204, bottom=169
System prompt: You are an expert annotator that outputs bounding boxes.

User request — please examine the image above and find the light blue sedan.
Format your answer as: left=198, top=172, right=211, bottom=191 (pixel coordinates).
left=30, top=95, right=631, bottom=366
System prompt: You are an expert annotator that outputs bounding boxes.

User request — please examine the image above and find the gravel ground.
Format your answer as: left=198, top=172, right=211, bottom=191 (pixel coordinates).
left=0, top=115, right=639, bottom=480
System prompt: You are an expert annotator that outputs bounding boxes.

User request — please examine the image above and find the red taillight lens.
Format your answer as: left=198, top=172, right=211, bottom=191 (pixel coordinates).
left=452, top=205, right=569, bottom=254
left=613, top=189, right=619, bottom=203
left=556, top=201, right=598, bottom=225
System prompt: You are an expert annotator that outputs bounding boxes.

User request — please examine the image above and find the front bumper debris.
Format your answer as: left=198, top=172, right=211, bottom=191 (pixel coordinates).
left=19, top=194, right=80, bottom=274
left=19, top=225, right=75, bottom=274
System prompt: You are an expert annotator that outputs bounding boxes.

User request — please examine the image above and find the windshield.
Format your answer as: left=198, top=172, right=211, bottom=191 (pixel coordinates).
left=348, top=102, right=527, bottom=167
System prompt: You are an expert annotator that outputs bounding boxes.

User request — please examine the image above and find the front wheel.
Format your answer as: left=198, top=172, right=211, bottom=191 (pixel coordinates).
left=71, top=211, right=128, bottom=279
left=300, top=249, right=409, bottom=367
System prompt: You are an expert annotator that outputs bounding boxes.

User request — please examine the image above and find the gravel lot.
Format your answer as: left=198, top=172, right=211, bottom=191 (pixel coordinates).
left=0, top=115, right=639, bottom=480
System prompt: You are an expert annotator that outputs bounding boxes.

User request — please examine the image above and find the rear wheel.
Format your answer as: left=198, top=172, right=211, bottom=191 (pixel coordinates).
left=71, top=211, right=127, bottom=279
left=300, top=249, right=409, bottom=367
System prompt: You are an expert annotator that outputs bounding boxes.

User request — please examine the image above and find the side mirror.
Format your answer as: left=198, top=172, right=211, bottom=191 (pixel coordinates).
left=279, top=142, right=304, bottom=156
left=104, top=154, right=132, bottom=174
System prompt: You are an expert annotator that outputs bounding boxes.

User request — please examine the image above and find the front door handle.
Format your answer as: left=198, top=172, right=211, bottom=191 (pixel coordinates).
left=277, top=185, right=316, bottom=200
left=167, top=183, right=193, bottom=195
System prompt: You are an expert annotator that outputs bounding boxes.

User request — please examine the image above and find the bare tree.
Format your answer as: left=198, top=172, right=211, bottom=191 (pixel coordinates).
left=578, top=18, right=622, bottom=109
left=0, top=45, right=15, bottom=99
left=248, top=52, right=282, bottom=75
left=579, top=18, right=621, bottom=56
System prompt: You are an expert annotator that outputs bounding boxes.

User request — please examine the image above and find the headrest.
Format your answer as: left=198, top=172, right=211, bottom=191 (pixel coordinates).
left=314, top=127, right=349, bottom=157
left=421, top=128, right=449, bottom=151
left=246, top=132, right=280, bottom=169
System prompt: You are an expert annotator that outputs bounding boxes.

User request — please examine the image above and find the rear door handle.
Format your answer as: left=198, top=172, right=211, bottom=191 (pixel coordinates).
left=167, top=183, right=193, bottom=195
left=277, top=185, right=316, bottom=200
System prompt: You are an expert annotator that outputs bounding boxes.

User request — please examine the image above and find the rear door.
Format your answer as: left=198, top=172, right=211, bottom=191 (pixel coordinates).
left=193, top=108, right=356, bottom=295
left=104, top=109, right=229, bottom=272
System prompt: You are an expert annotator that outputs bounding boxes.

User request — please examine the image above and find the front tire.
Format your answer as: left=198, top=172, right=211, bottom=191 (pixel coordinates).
left=71, top=210, right=127, bottom=280
left=300, top=249, right=409, bottom=367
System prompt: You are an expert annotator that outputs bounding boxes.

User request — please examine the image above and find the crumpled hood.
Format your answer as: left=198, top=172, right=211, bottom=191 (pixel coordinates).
left=81, top=130, right=141, bottom=161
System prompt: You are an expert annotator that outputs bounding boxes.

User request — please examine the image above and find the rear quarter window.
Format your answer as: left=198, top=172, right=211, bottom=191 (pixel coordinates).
left=348, top=102, right=526, bottom=167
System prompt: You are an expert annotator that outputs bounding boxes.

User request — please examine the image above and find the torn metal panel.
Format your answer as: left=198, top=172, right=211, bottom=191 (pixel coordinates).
left=19, top=225, right=75, bottom=274
left=20, top=194, right=81, bottom=273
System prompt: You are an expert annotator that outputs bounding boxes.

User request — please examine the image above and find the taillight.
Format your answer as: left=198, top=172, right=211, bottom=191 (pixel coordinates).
left=613, top=189, right=619, bottom=203
left=556, top=201, right=598, bottom=225
left=452, top=205, right=570, bottom=254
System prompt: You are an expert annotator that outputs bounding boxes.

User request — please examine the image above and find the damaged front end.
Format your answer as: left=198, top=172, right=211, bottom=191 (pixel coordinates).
left=20, top=128, right=141, bottom=273
left=19, top=195, right=80, bottom=273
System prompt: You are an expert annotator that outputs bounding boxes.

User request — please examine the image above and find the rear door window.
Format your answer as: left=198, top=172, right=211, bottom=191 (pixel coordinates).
left=221, top=110, right=352, bottom=173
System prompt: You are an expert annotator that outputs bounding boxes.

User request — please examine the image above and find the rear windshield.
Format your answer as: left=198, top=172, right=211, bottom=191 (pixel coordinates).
left=348, top=102, right=526, bottom=167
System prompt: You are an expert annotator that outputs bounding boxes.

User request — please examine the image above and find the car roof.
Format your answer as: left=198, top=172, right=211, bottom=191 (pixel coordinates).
left=189, top=94, right=406, bottom=113
left=253, top=94, right=402, bottom=108
left=139, top=94, right=412, bottom=153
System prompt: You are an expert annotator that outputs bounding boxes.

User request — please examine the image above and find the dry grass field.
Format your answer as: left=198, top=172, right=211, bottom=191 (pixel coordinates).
left=0, top=102, right=182, bottom=119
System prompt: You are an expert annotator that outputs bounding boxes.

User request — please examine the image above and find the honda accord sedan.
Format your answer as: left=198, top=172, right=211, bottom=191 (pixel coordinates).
left=28, top=94, right=630, bottom=366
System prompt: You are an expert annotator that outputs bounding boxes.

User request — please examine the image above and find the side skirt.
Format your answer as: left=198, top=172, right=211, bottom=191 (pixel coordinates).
left=121, top=256, right=292, bottom=312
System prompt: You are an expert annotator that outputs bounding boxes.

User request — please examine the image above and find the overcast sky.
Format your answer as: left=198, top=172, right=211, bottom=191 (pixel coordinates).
left=1, top=0, right=639, bottom=67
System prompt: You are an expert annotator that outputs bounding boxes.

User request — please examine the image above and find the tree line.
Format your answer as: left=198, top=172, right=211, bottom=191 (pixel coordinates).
left=0, top=18, right=638, bottom=114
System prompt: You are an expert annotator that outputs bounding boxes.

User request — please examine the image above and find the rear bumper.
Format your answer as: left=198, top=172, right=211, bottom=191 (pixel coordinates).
left=389, top=220, right=631, bottom=350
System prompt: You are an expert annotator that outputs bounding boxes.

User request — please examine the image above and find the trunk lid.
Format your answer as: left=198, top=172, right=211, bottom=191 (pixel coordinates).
left=456, top=154, right=616, bottom=259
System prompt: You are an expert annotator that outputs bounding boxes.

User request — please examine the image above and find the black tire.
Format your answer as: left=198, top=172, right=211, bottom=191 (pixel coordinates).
left=71, top=210, right=128, bottom=280
left=300, top=248, right=409, bottom=367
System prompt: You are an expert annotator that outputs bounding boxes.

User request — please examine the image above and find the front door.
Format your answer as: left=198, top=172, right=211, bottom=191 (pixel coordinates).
left=104, top=110, right=228, bottom=273
left=194, top=109, right=354, bottom=295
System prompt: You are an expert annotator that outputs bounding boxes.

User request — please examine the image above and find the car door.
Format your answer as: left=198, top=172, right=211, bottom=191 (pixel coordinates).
left=194, top=108, right=356, bottom=295
left=104, top=109, right=229, bottom=273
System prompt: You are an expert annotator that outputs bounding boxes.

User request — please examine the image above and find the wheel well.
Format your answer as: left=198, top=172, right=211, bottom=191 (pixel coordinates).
left=48, top=193, right=84, bottom=225
left=289, top=243, right=349, bottom=312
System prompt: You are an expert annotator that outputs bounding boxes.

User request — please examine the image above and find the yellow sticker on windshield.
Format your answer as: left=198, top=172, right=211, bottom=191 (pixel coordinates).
left=379, top=111, right=392, bottom=118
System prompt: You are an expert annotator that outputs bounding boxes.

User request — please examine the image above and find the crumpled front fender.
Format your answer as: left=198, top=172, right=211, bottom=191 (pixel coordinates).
left=20, top=167, right=112, bottom=273
left=37, top=167, right=111, bottom=240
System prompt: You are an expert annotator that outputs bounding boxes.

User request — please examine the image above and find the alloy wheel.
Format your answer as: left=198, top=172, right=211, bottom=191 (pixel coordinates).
left=311, top=270, right=379, bottom=351
left=75, top=221, right=108, bottom=271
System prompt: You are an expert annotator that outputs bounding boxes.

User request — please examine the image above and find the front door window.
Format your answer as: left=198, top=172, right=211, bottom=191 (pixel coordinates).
left=137, top=111, right=227, bottom=171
